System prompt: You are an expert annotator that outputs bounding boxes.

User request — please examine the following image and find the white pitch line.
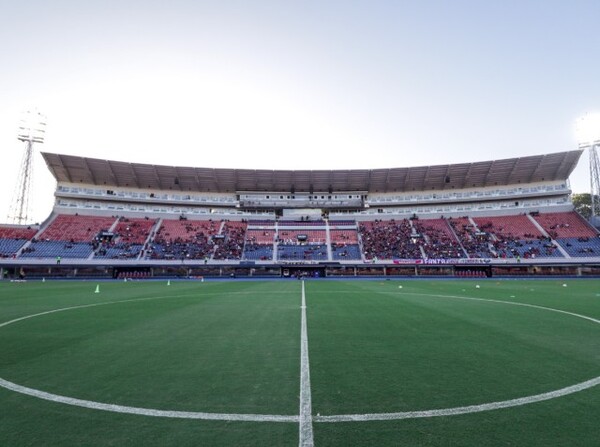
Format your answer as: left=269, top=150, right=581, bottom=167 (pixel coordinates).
left=2, top=288, right=599, bottom=426
left=406, top=292, right=600, bottom=326
left=0, top=293, right=208, bottom=329
left=0, top=294, right=299, bottom=423
left=315, top=291, right=600, bottom=422
left=314, top=375, right=600, bottom=422
left=299, top=280, right=314, bottom=447
left=0, top=377, right=297, bottom=422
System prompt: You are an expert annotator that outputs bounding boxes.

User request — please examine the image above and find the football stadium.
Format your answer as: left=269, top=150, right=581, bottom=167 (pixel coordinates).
left=1, top=149, right=600, bottom=446
left=2, top=3, right=600, bottom=447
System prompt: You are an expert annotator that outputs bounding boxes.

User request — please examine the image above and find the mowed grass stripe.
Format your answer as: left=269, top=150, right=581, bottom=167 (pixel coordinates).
left=2, top=279, right=600, bottom=447
left=0, top=281, right=300, bottom=323
left=306, top=281, right=600, bottom=415
left=0, top=281, right=302, bottom=415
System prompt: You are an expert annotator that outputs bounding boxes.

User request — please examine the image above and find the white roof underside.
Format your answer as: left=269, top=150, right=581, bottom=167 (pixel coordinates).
left=42, top=150, right=583, bottom=194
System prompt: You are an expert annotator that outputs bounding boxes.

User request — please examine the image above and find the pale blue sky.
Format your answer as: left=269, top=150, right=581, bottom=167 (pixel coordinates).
left=1, top=1, right=599, bottom=223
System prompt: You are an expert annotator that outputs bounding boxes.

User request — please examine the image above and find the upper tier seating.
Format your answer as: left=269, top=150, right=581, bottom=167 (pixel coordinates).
left=473, top=215, right=543, bottom=240
left=38, top=215, right=117, bottom=242
left=0, top=226, right=38, bottom=240
left=330, top=229, right=358, bottom=244
left=111, top=217, right=156, bottom=244
left=245, top=229, right=275, bottom=245
left=532, top=212, right=598, bottom=239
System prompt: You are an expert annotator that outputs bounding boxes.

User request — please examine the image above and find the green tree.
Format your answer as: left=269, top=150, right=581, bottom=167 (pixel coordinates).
left=572, top=193, right=592, bottom=219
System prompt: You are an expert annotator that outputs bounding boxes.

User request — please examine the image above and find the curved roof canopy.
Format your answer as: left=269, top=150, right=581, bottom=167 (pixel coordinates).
left=42, top=150, right=583, bottom=194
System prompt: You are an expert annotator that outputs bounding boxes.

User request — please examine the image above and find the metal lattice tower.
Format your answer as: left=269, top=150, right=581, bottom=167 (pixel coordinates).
left=589, top=143, right=600, bottom=217
left=576, top=113, right=600, bottom=220
left=8, top=110, right=46, bottom=225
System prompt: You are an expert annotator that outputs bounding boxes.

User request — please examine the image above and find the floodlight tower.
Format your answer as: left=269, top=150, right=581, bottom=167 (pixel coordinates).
left=8, top=110, right=46, bottom=225
left=576, top=113, right=600, bottom=220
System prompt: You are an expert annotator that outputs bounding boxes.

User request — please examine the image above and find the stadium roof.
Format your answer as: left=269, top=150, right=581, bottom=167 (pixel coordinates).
left=42, top=150, right=583, bottom=194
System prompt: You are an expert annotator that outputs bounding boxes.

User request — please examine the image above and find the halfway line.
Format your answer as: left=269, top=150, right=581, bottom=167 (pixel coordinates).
left=299, top=281, right=314, bottom=446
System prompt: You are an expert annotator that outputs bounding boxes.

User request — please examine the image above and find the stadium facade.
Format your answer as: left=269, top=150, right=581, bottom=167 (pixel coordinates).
left=2, top=149, right=600, bottom=279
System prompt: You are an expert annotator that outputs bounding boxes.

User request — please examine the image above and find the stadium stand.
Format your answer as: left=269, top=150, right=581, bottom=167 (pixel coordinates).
left=213, top=221, right=247, bottom=260
left=532, top=211, right=597, bottom=238
left=277, top=244, right=328, bottom=261
left=37, top=214, right=117, bottom=242
left=0, top=225, right=37, bottom=258
left=277, top=228, right=328, bottom=261
left=413, top=218, right=466, bottom=259
left=473, top=214, right=543, bottom=240
left=277, top=230, right=326, bottom=244
left=447, top=217, right=495, bottom=258
left=472, top=214, right=561, bottom=259
left=111, top=217, right=156, bottom=244
left=278, top=220, right=325, bottom=226
left=330, top=228, right=361, bottom=260
left=20, top=214, right=116, bottom=259
left=6, top=149, right=600, bottom=278
left=243, top=229, right=275, bottom=261
left=94, top=217, right=157, bottom=259
left=147, top=219, right=220, bottom=260
left=358, top=219, right=423, bottom=260
left=533, top=211, right=600, bottom=257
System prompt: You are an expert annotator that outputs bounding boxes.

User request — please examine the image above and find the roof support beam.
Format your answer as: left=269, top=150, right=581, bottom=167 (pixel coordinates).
left=130, top=164, right=140, bottom=189
left=444, top=165, right=452, bottom=188
left=461, top=164, right=474, bottom=189
left=82, top=158, right=97, bottom=185
left=528, top=156, right=545, bottom=183
left=483, top=160, right=495, bottom=185
left=553, top=153, right=572, bottom=180
left=505, top=158, right=521, bottom=184
left=106, top=161, right=119, bottom=187
left=57, top=154, right=73, bottom=183
left=423, top=166, right=432, bottom=189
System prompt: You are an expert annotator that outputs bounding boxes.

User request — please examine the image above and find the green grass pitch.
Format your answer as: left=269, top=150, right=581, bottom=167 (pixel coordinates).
left=1, top=279, right=599, bottom=446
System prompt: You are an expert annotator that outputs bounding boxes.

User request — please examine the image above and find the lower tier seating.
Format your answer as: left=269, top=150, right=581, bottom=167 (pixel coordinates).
left=556, top=237, right=600, bottom=257
left=278, top=244, right=328, bottom=261
left=20, top=241, right=94, bottom=259
left=0, top=239, right=30, bottom=258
